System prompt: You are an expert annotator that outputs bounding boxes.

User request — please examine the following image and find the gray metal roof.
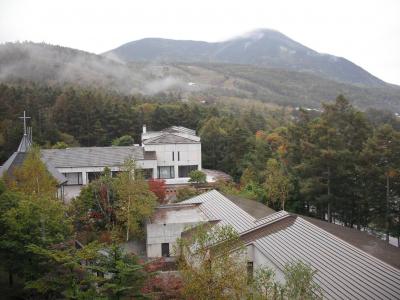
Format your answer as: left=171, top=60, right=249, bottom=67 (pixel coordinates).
left=17, top=133, right=32, bottom=152
left=181, top=190, right=256, bottom=232
left=0, top=152, right=18, bottom=178
left=41, top=146, right=153, bottom=168
left=164, top=126, right=196, bottom=136
left=180, top=190, right=400, bottom=299
left=42, top=160, right=67, bottom=184
left=252, top=216, right=400, bottom=300
left=225, top=193, right=275, bottom=219
left=143, top=133, right=200, bottom=145
left=0, top=151, right=67, bottom=185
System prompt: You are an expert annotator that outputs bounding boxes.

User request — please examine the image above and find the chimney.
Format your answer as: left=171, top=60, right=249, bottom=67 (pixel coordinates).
left=143, top=124, right=147, bottom=134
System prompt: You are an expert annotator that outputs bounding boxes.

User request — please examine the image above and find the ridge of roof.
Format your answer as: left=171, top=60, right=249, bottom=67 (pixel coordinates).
left=143, top=132, right=200, bottom=145
left=163, top=126, right=196, bottom=136
left=17, top=134, right=32, bottom=152
left=239, top=211, right=291, bottom=237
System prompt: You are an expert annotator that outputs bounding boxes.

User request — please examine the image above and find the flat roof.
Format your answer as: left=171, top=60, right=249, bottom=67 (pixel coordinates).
left=150, top=203, right=208, bottom=224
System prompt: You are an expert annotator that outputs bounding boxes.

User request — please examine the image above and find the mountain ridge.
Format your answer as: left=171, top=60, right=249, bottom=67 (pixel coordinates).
left=1, top=41, right=400, bottom=111
left=104, top=28, right=385, bottom=87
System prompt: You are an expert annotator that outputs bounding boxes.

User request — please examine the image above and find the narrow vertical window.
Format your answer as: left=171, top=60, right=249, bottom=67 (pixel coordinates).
left=247, top=261, right=254, bottom=284
left=178, top=151, right=180, bottom=161
left=172, top=152, right=174, bottom=161
left=162, top=243, right=170, bottom=257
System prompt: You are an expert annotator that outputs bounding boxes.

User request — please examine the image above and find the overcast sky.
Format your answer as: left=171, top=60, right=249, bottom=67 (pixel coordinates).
left=1, top=0, right=399, bottom=85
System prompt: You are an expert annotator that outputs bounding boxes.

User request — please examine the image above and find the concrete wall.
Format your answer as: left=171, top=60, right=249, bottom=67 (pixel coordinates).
left=146, top=222, right=200, bottom=258
left=144, top=143, right=202, bottom=184
left=63, top=185, right=83, bottom=202
left=251, top=244, right=285, bottom=283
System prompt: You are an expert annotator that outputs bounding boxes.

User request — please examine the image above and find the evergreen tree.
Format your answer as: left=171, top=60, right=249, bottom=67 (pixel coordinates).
left=361, top=124, right=400, bottom=241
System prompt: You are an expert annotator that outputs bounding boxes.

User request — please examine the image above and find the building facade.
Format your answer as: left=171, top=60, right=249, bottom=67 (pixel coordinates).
left=141, top=125, right=202, bottom=185
left=43, top=125, right=201, bottom=201
left=1, top=125, right=202, bottom=202
left=146, top=190, right=400, bottom=300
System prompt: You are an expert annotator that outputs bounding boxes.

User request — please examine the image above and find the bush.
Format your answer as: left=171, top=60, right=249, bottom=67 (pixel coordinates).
left=188, top=170, right=206, bottom=185
left=176, top=187, right=199, bottom=202
left=112, top=135, right=134, bottom=146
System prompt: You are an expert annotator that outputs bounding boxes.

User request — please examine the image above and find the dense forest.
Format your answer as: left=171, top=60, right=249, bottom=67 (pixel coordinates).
left=0, top=82, right=399, bottom=244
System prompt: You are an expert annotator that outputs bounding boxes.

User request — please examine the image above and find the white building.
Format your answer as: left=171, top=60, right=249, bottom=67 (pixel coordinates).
left=1, top=125, right=202, bottom=202
left=146, top=202, right=209, bottom=257
left=40, top=146, right=158, bottom=200
left=141, top=125, right=202, bottom=185
left=146, top=190, right=400, bottom=300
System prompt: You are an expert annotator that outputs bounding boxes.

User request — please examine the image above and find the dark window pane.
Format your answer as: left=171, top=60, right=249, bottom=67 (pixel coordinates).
left=247, top=261, right=254, bottom=284
left=112, top=171, right=122, bottom=177
left=161, top=243, right=170, bottom=257
left=62, top=172, right=83, bottom=185
left=142, top=168, right=153, bottom=180
left=158, top=166, right=175, bottom=179
left=87, top=172, right=102, bottom=183
left=178, top=165, right=198, bottom=178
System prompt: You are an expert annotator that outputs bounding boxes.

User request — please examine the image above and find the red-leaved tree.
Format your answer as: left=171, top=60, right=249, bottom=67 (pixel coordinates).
left=148, top=179, right=167, bottom=203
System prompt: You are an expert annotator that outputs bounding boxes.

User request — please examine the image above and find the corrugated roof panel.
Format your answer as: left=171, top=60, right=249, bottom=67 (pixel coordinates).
left=165, top=126, right=196, bottom=136
left=181, top=190, right=255, bottom=232
left=181, top=190, right=400, bottom=299
left=254, top=217, right=400, bottom=299
left=143, top=133, right=200, bottom=145
left=41, top=146, right=146, bottom=168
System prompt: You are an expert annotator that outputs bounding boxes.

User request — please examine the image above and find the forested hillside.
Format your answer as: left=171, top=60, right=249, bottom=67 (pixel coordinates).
left=0, top=82, right=399, bottom=245
left=2, top=42, right=400, bottom=111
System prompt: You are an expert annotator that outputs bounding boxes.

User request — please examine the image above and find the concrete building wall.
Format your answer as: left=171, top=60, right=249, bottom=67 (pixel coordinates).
left=144, top=143, right=202, bottom=184
left=63, top=185, right=83, bottom=202
left=146, top=222, right=200, bottom=258
left=252, top=245, right=285, bottom=283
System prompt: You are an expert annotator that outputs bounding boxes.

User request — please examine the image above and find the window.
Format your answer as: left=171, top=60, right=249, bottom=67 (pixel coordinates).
left=178, top=165, right=198, bottom=178
left=158, top=166, right=175, bottom=179
left=161, top=243, right=170, bottom=257
left=111, top=171, right=122, bottom=178
left=247, top=261, right=254, bottom=284
left=62, top=172, right=83, bottom=185
left=172, top=152, right=174, bottom=161
left=87, top=172, right=103, bottom=183
left=141, top=168, right=153, bottom=180
left=178, top=151, right=180, bottom=161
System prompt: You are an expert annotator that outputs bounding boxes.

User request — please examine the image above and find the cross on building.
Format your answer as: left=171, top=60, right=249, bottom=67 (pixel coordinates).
left=19, top=110, right=31, bottom=136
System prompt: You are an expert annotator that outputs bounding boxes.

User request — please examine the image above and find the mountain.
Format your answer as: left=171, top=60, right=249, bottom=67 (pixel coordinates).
left=104, top=29, right=385, bottom=87
left=0, top=42, right=149, bottom=94
left=1, top=42, right=400, bottom=111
